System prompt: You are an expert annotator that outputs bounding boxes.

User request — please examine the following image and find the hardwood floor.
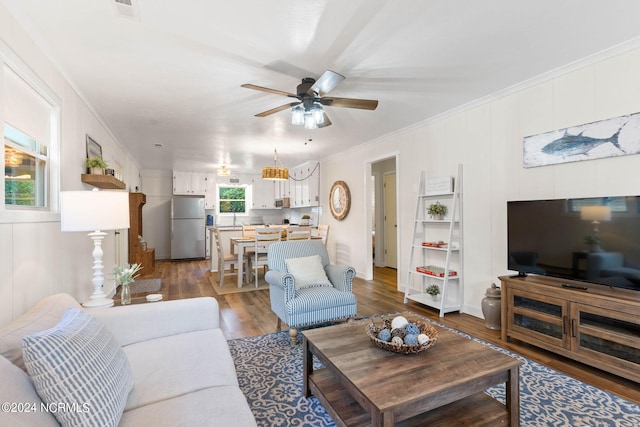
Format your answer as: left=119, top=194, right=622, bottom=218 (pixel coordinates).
left=151, top=259, right=640, bottom=405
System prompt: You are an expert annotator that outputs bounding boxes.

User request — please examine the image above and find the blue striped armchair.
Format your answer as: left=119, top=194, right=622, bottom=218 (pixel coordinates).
left=265, top=240, right=357, bottom=345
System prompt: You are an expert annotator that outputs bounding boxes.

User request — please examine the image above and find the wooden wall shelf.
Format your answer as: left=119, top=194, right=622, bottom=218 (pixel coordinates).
left=81, top=174, right=126, bottom=190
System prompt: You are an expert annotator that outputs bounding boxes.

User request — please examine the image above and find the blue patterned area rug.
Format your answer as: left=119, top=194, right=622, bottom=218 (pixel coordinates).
left=228, top=322, right=640, bottom=427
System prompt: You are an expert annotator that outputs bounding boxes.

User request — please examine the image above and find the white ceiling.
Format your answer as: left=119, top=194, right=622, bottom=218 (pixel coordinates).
left=4, top=0, right=640, bottom=174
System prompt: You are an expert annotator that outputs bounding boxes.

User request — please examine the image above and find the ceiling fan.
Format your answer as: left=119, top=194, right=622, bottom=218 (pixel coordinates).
left=241, top=70, right=378, bottom=128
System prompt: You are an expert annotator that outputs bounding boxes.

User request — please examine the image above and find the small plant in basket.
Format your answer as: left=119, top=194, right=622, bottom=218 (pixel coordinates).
left=427, top=202, right=447, bottom=219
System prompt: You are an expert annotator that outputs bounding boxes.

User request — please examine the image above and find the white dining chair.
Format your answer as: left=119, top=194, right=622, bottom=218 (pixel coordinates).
left=252, top=228, right=282, bottom=287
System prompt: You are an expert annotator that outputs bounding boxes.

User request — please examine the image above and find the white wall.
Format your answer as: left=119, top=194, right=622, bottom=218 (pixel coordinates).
left=0, top=4, right=140, bottom=327
left=320, top=46, right=640, bottom=318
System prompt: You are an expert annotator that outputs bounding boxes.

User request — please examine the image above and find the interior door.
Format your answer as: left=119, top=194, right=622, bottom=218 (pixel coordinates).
left=384, top=173, right=397, bottom=268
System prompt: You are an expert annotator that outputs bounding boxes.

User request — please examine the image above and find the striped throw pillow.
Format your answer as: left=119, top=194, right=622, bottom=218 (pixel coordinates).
left=22, top=308, right=134, bottom=427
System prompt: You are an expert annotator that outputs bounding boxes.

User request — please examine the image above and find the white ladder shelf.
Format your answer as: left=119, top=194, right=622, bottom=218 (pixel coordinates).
left=404, top=164, right=463, bottom=317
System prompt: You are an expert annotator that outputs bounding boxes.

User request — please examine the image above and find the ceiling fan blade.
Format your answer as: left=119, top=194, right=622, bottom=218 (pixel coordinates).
left=318, top=111, right=332, bottom=128
left=319, top=96, right=378, bottom=110
left=255, top=102, right=301, bottom=117
left=241, top=83, right=296, bottom=98
left=310, top=70, right=345, bottom=96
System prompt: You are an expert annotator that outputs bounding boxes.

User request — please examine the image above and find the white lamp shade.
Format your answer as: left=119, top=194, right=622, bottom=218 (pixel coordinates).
left=580, top=205, right=611, bottom=222
left=61, top=190, right=130, bottom=232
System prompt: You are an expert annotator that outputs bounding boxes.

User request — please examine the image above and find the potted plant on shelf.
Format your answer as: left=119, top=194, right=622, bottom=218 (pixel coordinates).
left=86, top=157, right=108, bottom=175
left=427, top=202, right=447, bottom=220
left=425, top=284, right=440, bottom=301
left=301, top=214, right=311, bottom=226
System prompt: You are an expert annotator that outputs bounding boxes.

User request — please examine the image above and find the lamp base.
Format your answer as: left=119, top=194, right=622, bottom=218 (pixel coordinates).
left=82, top=297, right=114, bottom=308
left=83, top=230, right=114, bottom=309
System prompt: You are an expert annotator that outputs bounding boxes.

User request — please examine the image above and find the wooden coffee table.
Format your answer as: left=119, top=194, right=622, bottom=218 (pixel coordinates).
left=302, top=312, right=520, bottom=426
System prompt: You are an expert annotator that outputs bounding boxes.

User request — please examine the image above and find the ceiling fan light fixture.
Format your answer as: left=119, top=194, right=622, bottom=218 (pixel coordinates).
left=312, top=106, right=324, bottom=125
left=243, top=70, right=378, bottom=130
left=291, top=106, right=304, bottom=125
left=304, top=113, right=318, bottom=129
left=217, top=165, right=231, bottom=176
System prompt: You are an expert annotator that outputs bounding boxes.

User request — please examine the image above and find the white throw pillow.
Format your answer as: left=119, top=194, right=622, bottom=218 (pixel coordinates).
left=285, top=255, right=333, bottom=290
left=22, top=308, right=134, bottom=427
left=0, top=293, right=81, bottom=371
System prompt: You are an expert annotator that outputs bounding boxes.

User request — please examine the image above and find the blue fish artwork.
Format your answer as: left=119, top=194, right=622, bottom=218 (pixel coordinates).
left=541, top=129, right=623, bottom=157
left=523, top=112, right=640, bottom=167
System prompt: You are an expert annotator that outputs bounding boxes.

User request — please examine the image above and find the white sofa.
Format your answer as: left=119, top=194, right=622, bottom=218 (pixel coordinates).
left=0, top=293, right=257, bottom=426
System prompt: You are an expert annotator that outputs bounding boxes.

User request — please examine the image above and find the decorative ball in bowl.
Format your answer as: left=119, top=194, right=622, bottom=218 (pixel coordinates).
left=366, top=315, right=438, bottom=354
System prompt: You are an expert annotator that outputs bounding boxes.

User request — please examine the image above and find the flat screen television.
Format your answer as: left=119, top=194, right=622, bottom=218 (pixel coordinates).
left=507, top=196, right=640, bottom=291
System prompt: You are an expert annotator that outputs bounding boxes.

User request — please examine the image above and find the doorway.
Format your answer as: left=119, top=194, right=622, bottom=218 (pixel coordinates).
left=369, top=156, right=398, bottom=280
left=383, top=172, right=397, bottom=268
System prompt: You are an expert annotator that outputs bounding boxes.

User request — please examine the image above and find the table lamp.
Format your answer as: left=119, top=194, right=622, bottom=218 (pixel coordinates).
left=61, top=189, right=130, bottom=308
left=580, top=205, right=611, bottom=252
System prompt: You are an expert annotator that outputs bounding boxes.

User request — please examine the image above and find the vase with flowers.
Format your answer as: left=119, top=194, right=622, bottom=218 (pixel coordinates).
left=114, top=263, right=142, bottom=305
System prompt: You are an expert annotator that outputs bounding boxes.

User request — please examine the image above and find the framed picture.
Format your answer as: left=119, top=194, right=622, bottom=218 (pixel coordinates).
left=86, top=135, right=102, bottom=159
left=523, top=111, right=640, bottom=168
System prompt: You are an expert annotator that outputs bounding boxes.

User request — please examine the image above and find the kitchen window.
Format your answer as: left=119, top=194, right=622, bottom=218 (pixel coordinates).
left=218, top=184, right=251, bottom=215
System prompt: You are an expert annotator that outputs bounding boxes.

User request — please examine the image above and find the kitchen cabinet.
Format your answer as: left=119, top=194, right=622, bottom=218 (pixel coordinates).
left=128, top=193, right=155, bottom=275
left=290, top=161, right=319, bottom=207
left=173, top=171, right=207, bottom=195
left=274, top=179, right=289, bottom=200
left=204, top=174, right=217, bottom=209
left=252, top=177, right=276, bottom=209
left=501, top=274, right=640, bottom=383
left=205, top=227, right=211, bottom=258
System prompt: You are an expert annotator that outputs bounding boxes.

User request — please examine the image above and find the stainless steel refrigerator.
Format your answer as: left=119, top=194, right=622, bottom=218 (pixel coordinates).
left=171, top=196, right=205, bottom=259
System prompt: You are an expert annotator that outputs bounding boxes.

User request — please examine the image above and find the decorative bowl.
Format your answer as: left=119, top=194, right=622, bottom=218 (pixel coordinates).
left=366, top=317, right=438, bottom=355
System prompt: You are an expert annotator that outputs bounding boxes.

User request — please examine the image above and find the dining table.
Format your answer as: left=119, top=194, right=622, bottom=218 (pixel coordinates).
left=229, top=234, right=321, bottom=288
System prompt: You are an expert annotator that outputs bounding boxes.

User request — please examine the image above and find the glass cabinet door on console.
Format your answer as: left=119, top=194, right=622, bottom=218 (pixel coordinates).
left=507, top=288, right=569, bottom=350
left=570, top=303, right=640, bottom=373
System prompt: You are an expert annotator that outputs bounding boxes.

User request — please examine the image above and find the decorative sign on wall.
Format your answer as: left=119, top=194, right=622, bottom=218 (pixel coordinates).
left=523, top=112, right=640, bottom=168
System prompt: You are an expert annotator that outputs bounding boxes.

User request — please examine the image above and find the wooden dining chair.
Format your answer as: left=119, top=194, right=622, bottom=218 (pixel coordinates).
left=286, top=227, right=312, bottom=241
left=242, top=225, right=256, bottom=238
left=214, top=228, right=248, bottom=287
left=317, top=224, right=329, bottom=245
left=251, top=228, right=282, bottom=287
